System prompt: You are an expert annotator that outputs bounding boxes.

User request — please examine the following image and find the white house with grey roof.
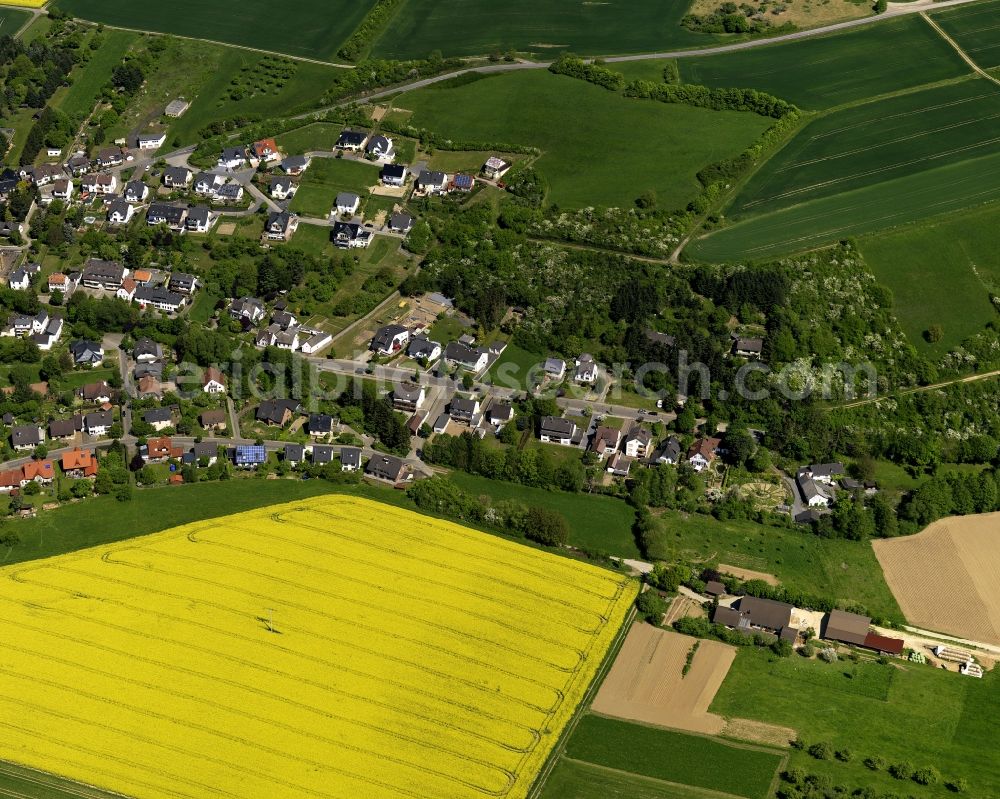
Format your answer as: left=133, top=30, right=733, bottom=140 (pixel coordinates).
left=334, top=192, right=360, bottom=216
left=539, top=416, right=577, bottom=446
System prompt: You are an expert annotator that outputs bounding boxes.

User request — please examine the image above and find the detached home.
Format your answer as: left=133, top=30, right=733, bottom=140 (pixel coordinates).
left=539, top=416, right=577, bottom=446
left=393, top=383, right=426, bottom=413
left=365, top=454, right=406, bottom=483
left=81, top=173, right=117, bottom=195
left=10, top=425, right=44, bottom=451
left=336, top=130, right=367, bottom=151
left=250, top=138, right=280, bottom=163
left=194, top=172, right=224, bottom=196
left=481, top=156, right=511, bottom=180
left=416, top=170, right=448, bottom=195
left=365, top=135, right=394, bottom=161
left=334, top=192, right=360, bottom=216
left=269, top=176, right=296, bottom=199
left=265, top=211, right=298, bottom=241
left=185, top=206, right=214, bottom=233
left=388, top=211, right=413, bottom=234
left=84, top=410, right=114, bottom=437
left=340, top=447, right=362, bottom=472
left=218, top=147, right=246, bottom=169
left=134, top=286, right=185, bottom=313
left=574, top=354, right=598, bottom=383
left=162, top=166, right=192, bottom=188
left=331, top=221, right=372, bottom=249
left=280, top=155, right=309, bottom=175
left=381, top=164, right=407, bottom=186
left=107, top=198, right=134, bottom=225
left=124, top=180, right=149, bottom=203
left=80, top=259, right=125, bottom=290
left=69, top=339, right=104, bottom=367
left=137, top=132, right=166, bottom=150
left=444, top=342, right=488, bottom=372
left=370, top=324, right=409, bottom=356
left=147, top=203, right=187, bottom=230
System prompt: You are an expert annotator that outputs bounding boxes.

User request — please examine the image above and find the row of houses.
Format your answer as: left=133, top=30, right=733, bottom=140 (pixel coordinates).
left=1, top=306, right=64, bottom=351
left=231, top=300, right=332, bottom=355
left=10, top=408, right=115, bottom=450
left=0, top=448, right=98, bottom=492
left=66, top=258, right=197, bottom=315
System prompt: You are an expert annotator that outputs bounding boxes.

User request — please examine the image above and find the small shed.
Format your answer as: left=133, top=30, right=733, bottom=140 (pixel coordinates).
left=705, top=580, right=726, bottom=597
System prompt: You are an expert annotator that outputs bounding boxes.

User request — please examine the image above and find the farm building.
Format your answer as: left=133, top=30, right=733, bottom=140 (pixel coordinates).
left=863, top=632, right=904, bottom=656
left=823, top=609, right=870, bottom=646
left=713, top=596, right=798, bottom=642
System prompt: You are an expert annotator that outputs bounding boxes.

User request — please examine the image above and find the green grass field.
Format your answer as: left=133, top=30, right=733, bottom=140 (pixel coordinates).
left=565, top=715, right=783, bottom=799
left=711, top=648, right=1000, bottom=798
left=371, top=0, right=721, bottom=60
left=485, top=342, right=545, bottom=390
left=288, top=157, right=377, bottom=218
left=52, top=30, right=137, bottom=121
left=539, top=759, right=725, bottom=799
left=648, top=510, right=902, bottom=620
left=0, top=6, right=29, bottom=36
left=933, top=0, right=1000, bottom=70
left=680, top=17, right=969, bottom=110
left=167, top=52, right=346, bottom=145
left=397, top=71, right=771, bottom=209
left=447, top=472, right=640, bottom=557
left=0, top=760, right=127, bottom=799
left=859, top=201, right=1000, bottom=355
left=53, top=0, right=375, bottom=61
left=276, top=122, right=344, bottom=154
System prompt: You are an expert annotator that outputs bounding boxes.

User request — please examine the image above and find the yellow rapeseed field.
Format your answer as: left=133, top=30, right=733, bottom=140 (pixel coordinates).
left=0, top=1, right=45, bottom=9
left=0, top=495, right=637, bottom=798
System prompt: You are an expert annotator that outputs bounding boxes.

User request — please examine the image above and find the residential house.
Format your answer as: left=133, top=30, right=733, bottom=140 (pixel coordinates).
left=200, top=409, right=227, bottom=431
left=340, top=447, right=362, bottom=472
left=51, top=178, right=73, bottom=201
left=451, top=173, right=474, bottom=192
left=77, top=380, right=112, bottom=403
left=370, top=324, right=409, bottom=356
left=202, top=367, right=226, bottom=394
left=623, top=428, right=653, bottom=458
left=162, top=166, right=192, bottom=188
left=69, top=339, right=104, bottom=367
left=388, top=211, right=413, bottom=234
left=145, top=436, right=182, bottom=462
left=365, top=135, right=394, bottom=161
left=11, top=424, right=44, bottom=451
left=365, top=454, right=406, bottom=483
left=381, top=164, right=407, bottom=186
left=61, top=448, right=98, bottom=478
left=185, top=206, right=214, bottom=233
left=806, top=462, right=846, bottom=485
left=137, top=132, right=166, bottom=151
left=308, top=413, right=334, bottom=437
left=300, top=331, right=332, bottom=355
left=443, top=341, right=488, bottom=372
left=481, top=156, right=511, bottom=180
left=574, top=354, right=598, bottom=384
left=143, top=407, right=175, bottom=431
left=95, top=147, right=124, bottom=168
left=21, top=460, right=55, bottom=485
left=65, top=154, right=90, bottom=176
left=312, top=445, right=335, bottom=466
left=265, top=210, right=299, bottom=241
left=48, top=417, right=80, bottom=441
left=488, top=401, right=514, bottom=427
left=283, top=443, right=305, bottom=466
left=81, top=258, right=125, bottom=290
left=169, top=272, right=197, bottom=295
left=194, top=172, right=224, bottom=196
left=107, top=198, right=134, bottom=225
left=133, top=338, right=163, bottom=363
left=218, top=147, right=246, bottom=169
left=713, top=596, right=798, bottom=643
left=0, top=469, right=22, bottom=493
left=137, top=375, right=162, bottom=398
left=590, top=426, right=622, bottom=461
left=273, top=328, right=300, bottom=350
left=81, top=173, right=117, bottom=195
left=687, top=437, right=721, bottom=472
left=393, top=383, right=426, bottom=413
left=134, top=285, right=185, bottom=313
left=124, top=180, right=149, bottom=203
left=733, top=336, right=764, bottom=359
left=191, top=442, right=219, bottom=466
left=543, top=358, right=566, bottom=380
left=280, top=155, right=309, bottom=175
left=653, top=436, right=682, bottom=465
left=269, top=176, right=296, bottom=199
left=32, top=316, right=63, bottom=351
left=539, top=416, right=577, bottom=446
left=214, top=182, right=243, bottom=203
left=146, top=203, right=187, bottom=230
left=250, top=138, right=280, bottom=163
left=256, top=398, right=300, bottom=426
left=334, top=192, right=360, bottom=216
left=7, top=268, right=29, bottom=290
left=47, top=273, right=72, bottom=295
left=797, top=468, right=835, bottom=508
left=416, top=170, right=448, bottom=195
left=606, top=451, right=633, bottom=477
left=336, top=130, right=368, bottom=151
left=230, top=297, right=265, bottom=323
left=272, top=310, right=297, bottom=330
left=134, top=361, right=163, bottom=381
left=84, top=410, right=114, bottom=436
left=331, top=221, right=372, bottom=249
left=234, top=445, right=267, bottom=468
left=407, top=336, right=441, bottom=362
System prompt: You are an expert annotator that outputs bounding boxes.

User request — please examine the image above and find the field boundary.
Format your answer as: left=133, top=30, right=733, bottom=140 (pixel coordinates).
left=921, top=11, right=1000, bottom=87
left=559, top=758, right=748, bottom=799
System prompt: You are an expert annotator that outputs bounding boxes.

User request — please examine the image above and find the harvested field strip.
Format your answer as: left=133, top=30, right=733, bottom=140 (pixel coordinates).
left=0, top=496, right=637, bottom=798
left=873, top=513, right=1000, bottom=645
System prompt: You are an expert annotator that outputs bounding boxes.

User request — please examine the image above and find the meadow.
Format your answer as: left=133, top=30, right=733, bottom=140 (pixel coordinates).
left=648, top=509, right=902, bottom=621
left=933, top=0, right=1000, bottom=70
left=370, top=0, right=719, bottom=60
left=447, top=472, right=640, bottom=557
left=276, top=122, right=344, bottom=154
left=679, top=16, right=969, bottom=110
left=563, top=715, right=782, bottom=799
left=711, top=648, right=1000, bottom=797
left=859, top=202, right=1000, bottom=355
left=0, top=496, right=637, bottom=799
left=539, top=759, right=721, bottom=799
left=289, top=157, right=377, bottom=218
left=0, top=7, right=29, bottom=33
left=53, top=0, right=374, bottom=61
left=52, top=30, right=137, bottom=121
left=397, top=71, right=770, bottom=209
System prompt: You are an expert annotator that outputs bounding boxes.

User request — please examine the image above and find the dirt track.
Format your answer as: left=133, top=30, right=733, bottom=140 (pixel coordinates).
left=718, top=564, right=780, bottom=586
left=874, top=513, right=1000, bottom=646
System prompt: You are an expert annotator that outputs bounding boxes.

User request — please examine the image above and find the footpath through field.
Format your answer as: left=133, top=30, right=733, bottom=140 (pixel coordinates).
left=920, top=11, right=1000, bottom=88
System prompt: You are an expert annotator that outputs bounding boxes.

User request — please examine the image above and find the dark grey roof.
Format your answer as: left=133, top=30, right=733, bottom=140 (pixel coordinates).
left=337, top=130, right=367, bottom=147
left=11, top=425, right=42, bottom=447
left=340, top=447, right=361, bottom=467
left=443, top=341, right=483, bottom=366
left=450, top=396, right=478, bottom=416
left=407, top=336, right=439, bottom=358
left=382, top=164, right=407, bottom=179
left=540, top=416, right=576, bottom=437
left=186, top=206, right=212, bottom=226
left=142, top=407, right=173, bottom=424
left=366, top=454, right=405, bottom=481
left=308, top=413, right=334, bottom=434
left=281, top=155, right=308, bottom=171
left=135, top=285, right=185, bottom=307
left=389, top=211, right=413, bottom=231
left=256, top=398, right=300, bottom=424
left=312, top=445, right=335, bottom=464
left=162, top=166, right=190, bottom=184
left=147, top=203, right=186, bottom=224
left=418, top=170, right=446, bottom=186
left=736, top=596, right=793, bottom=632
left=284, top=443, right=305, bottom=461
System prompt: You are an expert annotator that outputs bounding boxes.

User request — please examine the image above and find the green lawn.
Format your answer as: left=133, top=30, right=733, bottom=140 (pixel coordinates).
left=679, top=16, right=970, bottom=110
left=53, top=0, right=376, bottom=61
left=565, top=715, right=783, bottom=799
left=447, top=472, right=640, bottom=558
left=188, top=288, right=221, bottom=323
left=933, top=0, right=1000, bottom=70
left=538, top=759, right=725, bottom=799
left=859, top=201, right=1000, bottom=356
left=288, top=157, right=377, bottom=218
left=397, top=70, right=771, bottom=209
left=52, top=30, right=137, bottom=121
left=647, top=510, right=902, bottom=621
left=711, top=647, right=1000, bottom=798
left=427, top=315, right=470, bottom=343
left=167, top=52, right=347, bottom=145
left=0, top=7, right=29, bottom=36
left=485, top=343, right=545, bottom=390
left=276, top=122, right=344, bottom=154
left=56, top=367, right=117, bottom=391
left=371, top=0, right=724, bottom=60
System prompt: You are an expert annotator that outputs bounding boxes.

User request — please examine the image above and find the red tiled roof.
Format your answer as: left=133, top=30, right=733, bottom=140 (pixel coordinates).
left=22, top=460, right=54, bottom=481
left=62, top=447, right=97, bottom=476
